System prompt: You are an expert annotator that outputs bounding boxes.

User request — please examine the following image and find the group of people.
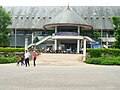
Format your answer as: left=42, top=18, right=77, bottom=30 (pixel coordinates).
left=17, top=50, right=37, bottom=67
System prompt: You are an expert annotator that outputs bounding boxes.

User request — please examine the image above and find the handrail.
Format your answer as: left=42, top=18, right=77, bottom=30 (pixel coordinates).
left=28, top=36, right=52, bottom=48
left=36, top=36, right=52, bottom=46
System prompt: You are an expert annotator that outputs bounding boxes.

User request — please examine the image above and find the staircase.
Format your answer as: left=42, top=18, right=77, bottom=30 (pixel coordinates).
left=36, top=36, right=52, bottom=46
left=36, top=53, right=86, bottom=66
left=103, top=44, right=108, bottom=48
left=85, top=36, right=95, bottom=42
left=28, top=36, right=52, bottom=48
left=28, top=43, right=35, bottom=48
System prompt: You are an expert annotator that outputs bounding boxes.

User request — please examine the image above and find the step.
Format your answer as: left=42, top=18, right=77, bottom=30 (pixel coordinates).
left=36, top=53, right=85, bottom=66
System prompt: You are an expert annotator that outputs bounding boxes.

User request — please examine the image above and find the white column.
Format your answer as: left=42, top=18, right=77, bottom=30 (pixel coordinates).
left=31, top=30, right=35, bottom=49
left=25, top=36, right=28, bottom=51
left=15, top=28, right=17, bottom=48
left=32, top=30, right=34, bottom=44
left=54, top=26, right=57, bottom=51
left=83, top=38, right=86, bottom=61
left=106, top=32, right=108, bottom=48
left=77, top=39, right=80, bottom=53
left=78, top=26, right=80, bottom=35
left=55, top=26, right=57, bottom=33
left=54, top=39, right=57, bottom=51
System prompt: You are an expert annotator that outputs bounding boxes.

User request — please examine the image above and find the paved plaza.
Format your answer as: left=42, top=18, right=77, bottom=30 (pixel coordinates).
left=0, top=54, right=120, bottom=90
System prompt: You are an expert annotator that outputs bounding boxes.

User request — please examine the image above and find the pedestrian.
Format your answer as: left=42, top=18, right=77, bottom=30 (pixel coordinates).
left=32, top=51, right=37, bottom=66
left=16, top=55, right=21, bottom=66
left=24, top=50, right=31, bottom=67
left=16, top=53, right=24, bottom=66
left=20, top=53, right=25, bottom=66
left=80, top=47, right=83, bottom=54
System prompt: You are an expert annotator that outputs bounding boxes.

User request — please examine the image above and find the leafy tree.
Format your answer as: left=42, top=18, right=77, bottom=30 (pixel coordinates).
left=33, top=37, right=39, bottom=43
left=92, top=30, right=100, bottom=41
left=112, top=16, right=120, bottom=49
left=0, top=7, right=12, bottom=47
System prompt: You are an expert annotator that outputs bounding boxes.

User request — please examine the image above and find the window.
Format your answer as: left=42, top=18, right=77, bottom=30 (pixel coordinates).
left=38, top=17, right=40, bottom=19
left=43, top=16, right=46, bottom=19
left=96, top=17, right=99, bottom=19
left=26, top=16, right=29, bottom=19
left=108, top=17, right=111, bottom=19
left=84, top=16, right=87, bottom=19
left=90, top=16, right=93, bottom=19
left=32, top=16, right=34, bottom=19
left=21, top=16, right=23, bottom=19
left=49, top=17, right=51, bottom=19
left=102, top=17, right=105, bottom=19
left=15, top=16, right=18, bottom=19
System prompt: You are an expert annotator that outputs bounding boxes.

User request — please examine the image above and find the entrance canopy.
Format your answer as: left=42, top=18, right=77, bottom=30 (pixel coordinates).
left=52, top=36, right=84, bottom=40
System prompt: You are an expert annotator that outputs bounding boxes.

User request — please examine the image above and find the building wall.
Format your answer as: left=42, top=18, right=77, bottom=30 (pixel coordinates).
left=4, top=6, right=120, bottom=48
left=10, top=34, right=32, bottom=48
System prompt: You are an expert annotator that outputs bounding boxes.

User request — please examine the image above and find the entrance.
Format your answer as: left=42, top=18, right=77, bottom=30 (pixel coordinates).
left=63, top=43, right=77, bottom=53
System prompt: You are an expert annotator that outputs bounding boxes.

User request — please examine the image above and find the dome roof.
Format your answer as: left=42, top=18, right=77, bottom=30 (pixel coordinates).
left=44, top=6, right=92, bottom=29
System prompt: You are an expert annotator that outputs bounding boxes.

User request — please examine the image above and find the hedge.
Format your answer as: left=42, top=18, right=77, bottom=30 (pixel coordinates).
left=0, top=56, right=17, bottom=64
left=0, top=47, right=24, bottom=52
left=87, top=48, right=120, bottom=58
left=85, top=56, right=120, bottom=65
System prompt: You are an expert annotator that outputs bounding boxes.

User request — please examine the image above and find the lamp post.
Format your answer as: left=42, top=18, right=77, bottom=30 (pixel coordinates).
left=93, top=13, right=103, bottom=48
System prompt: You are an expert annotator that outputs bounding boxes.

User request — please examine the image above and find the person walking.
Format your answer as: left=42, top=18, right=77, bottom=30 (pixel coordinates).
left=24, top=50, right=30, bottom=67
left=16, top=53, right=25, bottom=66
left=32, top=51, right=37, bottom=66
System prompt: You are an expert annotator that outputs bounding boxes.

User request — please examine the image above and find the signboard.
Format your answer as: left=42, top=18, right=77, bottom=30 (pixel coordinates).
left=90, top=41, right=100, bottom=48
left=90, top=41, right=99, bottom=45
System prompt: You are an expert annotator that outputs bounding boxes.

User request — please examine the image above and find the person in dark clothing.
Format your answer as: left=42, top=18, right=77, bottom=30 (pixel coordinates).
left=17, top=53, right=25, bottom=66
left=20, top=53, right=25, bottom=66
left=24, top=50, right=30, bottom=67
left=32, top=51, right=37, bottom=66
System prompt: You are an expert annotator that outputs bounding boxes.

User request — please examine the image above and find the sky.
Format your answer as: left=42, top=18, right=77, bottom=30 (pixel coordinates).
left=0, top=0, right=120, bottom=6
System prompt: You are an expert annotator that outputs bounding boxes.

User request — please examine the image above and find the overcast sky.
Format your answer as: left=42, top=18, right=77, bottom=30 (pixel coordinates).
left=0, top=0, right=120, bottom=6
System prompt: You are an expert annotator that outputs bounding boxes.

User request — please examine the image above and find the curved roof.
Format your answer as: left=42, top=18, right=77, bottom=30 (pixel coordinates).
left=44, top=6, right=92, bottom=29
left=4, top=6, right=119, bottom=29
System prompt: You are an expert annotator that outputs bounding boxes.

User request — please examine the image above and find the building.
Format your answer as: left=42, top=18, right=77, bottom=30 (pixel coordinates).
left=4, top=6, right=119, bottom=53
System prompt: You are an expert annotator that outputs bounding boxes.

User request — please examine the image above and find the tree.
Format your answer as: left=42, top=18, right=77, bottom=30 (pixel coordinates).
left=33, top=37, right=39, bottom=43
left=92, top=30, right=100, bottom=41
left=0, top=7, right=12, bottom=47
left=112, top=16, right=120, bottom=49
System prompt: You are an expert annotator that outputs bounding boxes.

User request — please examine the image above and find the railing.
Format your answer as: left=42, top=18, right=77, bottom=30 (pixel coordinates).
left=28, top=36, right=52, bottom=48
left=36, top=36, right=52, bottom=46
left=85, top=36, right=95, bottom=42
left=101, top=35, right=114, bottom=37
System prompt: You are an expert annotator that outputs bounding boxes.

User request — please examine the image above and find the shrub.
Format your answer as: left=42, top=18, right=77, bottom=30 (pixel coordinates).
left=87, top=48, right=104, bottom=57
left=0, top=56, right=17, bottom=64
left=0, top=47, right=24, bottom=52
left=85, top=56, right=120, bottom=65
left=87, top=48, right=120, bottom=58
left=85, top=57, right=102, bottom=64
left=0, top=47, right=24, bottom=57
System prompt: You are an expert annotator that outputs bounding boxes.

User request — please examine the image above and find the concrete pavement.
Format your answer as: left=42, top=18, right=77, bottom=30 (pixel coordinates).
left=0, top=54, right=120, bottom=90
left=0, top=63, right=120, bottom=90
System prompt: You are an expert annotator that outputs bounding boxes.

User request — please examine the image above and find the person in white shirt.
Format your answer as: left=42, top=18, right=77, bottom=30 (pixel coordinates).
left=24, top=50, right=30, bottom=67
